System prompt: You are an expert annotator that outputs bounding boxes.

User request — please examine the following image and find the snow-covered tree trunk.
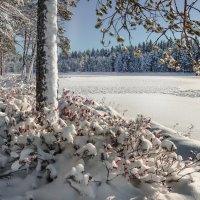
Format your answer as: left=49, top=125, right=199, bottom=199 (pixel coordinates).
left=36, top=0, right=58, bottom=111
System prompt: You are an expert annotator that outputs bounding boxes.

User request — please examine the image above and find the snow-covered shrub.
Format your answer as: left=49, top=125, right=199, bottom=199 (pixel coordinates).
left=0, top=76, right=200, bottom=199
left=64, top=163, right=94, bottom=198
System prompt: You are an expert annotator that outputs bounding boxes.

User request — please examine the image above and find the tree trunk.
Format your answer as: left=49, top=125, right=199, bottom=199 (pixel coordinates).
left=0, top=50, right=5, bottom=76
left=22, top=29, right=32, bottom=76
left=36, top=0, right=58, bottom=111
left=0, top=36, right=4, bottom=76
left=27, top=42, right=37, bottom=82
left=22, top=29, right=28, bottom=76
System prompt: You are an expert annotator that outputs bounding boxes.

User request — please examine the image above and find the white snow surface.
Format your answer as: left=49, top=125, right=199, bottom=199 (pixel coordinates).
left=59, top=73, right=200, bottom=140
left=0, top=74, right=200, bottom=200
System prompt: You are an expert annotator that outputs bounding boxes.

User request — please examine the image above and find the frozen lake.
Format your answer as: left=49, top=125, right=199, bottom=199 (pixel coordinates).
left=59, top=73, right=200, bottom=140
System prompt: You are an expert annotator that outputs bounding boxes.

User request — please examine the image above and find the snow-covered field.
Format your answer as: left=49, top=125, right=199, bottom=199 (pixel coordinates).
left=59, top=73, right=200, bottom=140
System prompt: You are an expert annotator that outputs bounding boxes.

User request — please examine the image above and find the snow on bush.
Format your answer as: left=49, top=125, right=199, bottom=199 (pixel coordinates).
left=0, top=76, right=200, bottom=199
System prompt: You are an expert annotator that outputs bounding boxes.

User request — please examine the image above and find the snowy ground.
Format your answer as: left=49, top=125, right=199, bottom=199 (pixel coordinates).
left=0, top=74, right=200, bottom=200
left=59, top=73, right=200, bottom=140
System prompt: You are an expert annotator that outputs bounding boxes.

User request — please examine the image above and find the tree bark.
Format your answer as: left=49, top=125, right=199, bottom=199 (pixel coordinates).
left=36, top=0, right=58, bottom=111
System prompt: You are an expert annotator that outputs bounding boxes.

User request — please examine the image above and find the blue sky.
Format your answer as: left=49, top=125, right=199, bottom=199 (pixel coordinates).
left=66, top=1, right=150, bottom=51
left=66, top=0, right=200, bottom=52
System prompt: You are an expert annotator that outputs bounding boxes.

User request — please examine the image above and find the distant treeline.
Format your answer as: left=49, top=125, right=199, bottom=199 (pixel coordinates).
left=5, top=39, right=199, bottom=73
left=58, top=39, right=199, bottom=73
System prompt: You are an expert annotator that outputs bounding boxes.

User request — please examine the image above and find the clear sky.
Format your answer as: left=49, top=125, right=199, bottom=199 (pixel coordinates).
left=66, top=0, right=200, bottom=52
left=66, top=1, right=150, bottom=52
